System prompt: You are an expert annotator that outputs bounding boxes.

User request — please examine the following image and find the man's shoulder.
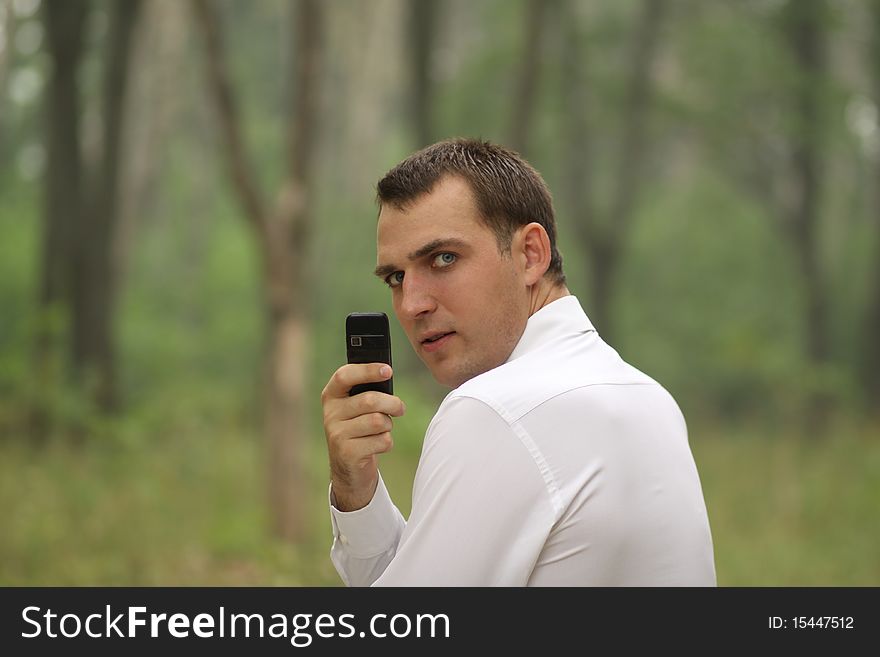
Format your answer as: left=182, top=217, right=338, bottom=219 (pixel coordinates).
left=448, top=334, right=662, bottom=423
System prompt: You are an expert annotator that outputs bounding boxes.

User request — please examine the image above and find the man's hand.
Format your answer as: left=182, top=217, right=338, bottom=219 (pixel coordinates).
left=321, top=363, right=406, bottom=512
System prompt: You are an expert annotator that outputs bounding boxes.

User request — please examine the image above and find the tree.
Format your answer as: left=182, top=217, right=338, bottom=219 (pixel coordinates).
left=35, top=0, right=143, bottom=435
left=674, top=1, right=837, bottom=421
left=509, top=0, right=550, bottom=157
left=0, top=0, right=18, bottom=177
left=409, top=0, right=438, bottom=148
left=193, top=0, right=323, bottom=542
left=560, top=0, right=667, bottom=343
left=116, top=0, right=190, bottom=289
left=70, top=0, right=143, bottom=412
left=781, top=0, right=832, bottom=422
left=35, top=0, right=89, bottom=438
left=862, top=0, right=880, bottom=409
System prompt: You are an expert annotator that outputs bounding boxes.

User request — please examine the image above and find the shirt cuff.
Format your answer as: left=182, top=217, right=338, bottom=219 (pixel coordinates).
left=329, top=472, right=400, bottom=559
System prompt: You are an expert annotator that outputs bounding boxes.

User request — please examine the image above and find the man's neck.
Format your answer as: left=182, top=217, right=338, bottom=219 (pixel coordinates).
left=528, top=282, right=570, bottom=316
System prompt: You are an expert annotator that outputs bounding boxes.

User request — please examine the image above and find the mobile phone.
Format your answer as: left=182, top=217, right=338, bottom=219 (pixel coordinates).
left=346, top=312, right=393, bottom=396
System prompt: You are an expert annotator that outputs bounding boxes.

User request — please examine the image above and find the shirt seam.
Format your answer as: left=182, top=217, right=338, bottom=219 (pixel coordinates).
left=449, top=393, right=566, bottom=519
left=507, top=381, right=659, bottom=423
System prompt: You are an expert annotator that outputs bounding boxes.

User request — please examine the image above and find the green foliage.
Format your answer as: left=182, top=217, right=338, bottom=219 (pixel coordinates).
left=0, top=423, right=341, bottom=585
left=694, top=417, right=880, bottom=585
left=616, top=170, right=812, bottom=419
left=1, top=414, right=877, bottom=586
left=0, top=0, right=878, bottom=585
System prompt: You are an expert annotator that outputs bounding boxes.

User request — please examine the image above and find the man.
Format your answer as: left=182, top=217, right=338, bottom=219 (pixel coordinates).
left=321, top=138, right=715, bottom=586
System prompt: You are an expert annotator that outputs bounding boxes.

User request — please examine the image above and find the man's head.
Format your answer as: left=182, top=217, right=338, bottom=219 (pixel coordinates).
left=374, top=139, right=568, bottom=388
left=376, top=138, right=565, bottom=286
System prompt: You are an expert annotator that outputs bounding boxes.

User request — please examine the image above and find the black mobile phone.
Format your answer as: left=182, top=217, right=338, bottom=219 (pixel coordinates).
left=346, top=312, right=393, bottom=396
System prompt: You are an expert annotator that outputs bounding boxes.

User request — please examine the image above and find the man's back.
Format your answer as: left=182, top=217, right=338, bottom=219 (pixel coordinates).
left=404, top=295, right=716, bottom=585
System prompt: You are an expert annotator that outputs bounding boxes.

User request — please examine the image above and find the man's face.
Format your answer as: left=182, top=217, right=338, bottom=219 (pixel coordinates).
left=376, top=176, right=530, bottom=388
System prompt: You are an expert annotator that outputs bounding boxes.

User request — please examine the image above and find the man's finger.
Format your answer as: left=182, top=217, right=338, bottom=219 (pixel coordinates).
left=341, top=432, right=394, bottom=461
left=332, top=390, right=405, bottom=422
left=323, top=363, right=393, bottom=400
left=329, top=413, right=394, bottom=446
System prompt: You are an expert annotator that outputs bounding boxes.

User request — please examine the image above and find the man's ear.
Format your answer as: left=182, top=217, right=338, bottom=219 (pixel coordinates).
left=517, top=222, right=552, bottom=286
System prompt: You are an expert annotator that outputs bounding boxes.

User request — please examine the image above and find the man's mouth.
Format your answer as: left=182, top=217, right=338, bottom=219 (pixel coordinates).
left=421, top=331, right=454, bottom=344
left=420, top=331, right=456, bottom=352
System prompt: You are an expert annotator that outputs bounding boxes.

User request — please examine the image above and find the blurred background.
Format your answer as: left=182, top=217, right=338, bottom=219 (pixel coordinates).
left=0, top=0, right=878, bottom=586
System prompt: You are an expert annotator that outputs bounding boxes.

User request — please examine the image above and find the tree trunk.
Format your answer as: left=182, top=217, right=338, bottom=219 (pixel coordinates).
left=562, top=0, right=665, bottom=344
left=559, top=0, right=593, bottom=235
left=34, top=0, right=89, bottom=438
left=783, top=0, right=832, bottom=425
left=266, top=0, right=322, bottom=542
left=265, top=255, right=309, bottom=542
left=509, top=0, right=548, bottom=156
left=865, top=205, right=880, bottom=409
left=117, top=0, right=189, bottom=297
left=193, top=0, right=322, bottom=542
left=588, top=237, right=621, bottom=340
left=607, top=0, right=665, bottom=246
left=410, top=0, right=437, bottom=148
left=559, top=0, right=606, bottom=338
left=0, top=0, right=17, bottom=176
left=861, top=0, right=880, bottom=410
left=71, top=0, right=142, bottom=412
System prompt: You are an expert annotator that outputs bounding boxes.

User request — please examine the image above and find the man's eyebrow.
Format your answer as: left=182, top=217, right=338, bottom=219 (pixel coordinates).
left=374, top=238, right=467, bottom=279
left=374, top=263, right=397, bottom=279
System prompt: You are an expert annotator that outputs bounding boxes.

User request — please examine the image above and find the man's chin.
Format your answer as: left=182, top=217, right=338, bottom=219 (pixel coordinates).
left=418, top=349, right=492, bottom=388
left=429, top=369, right=458, bottom=389
left=430, top=364, right=481, bottom=390
left=423, top=362, right=461, bottom=389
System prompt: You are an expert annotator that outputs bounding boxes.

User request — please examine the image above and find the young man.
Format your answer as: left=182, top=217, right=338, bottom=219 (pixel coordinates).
left=321, top=139, right=715, bottom=586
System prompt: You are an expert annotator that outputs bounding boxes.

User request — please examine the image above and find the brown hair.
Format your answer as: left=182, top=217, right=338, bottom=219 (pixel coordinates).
left=376, top=138, right=565, bottom=285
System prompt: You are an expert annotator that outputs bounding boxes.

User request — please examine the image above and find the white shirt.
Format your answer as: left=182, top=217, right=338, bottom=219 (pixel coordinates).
left=329, top=295, right=716, bottom=586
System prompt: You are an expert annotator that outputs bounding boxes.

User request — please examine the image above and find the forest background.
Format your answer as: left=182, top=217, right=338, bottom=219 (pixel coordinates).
left=0, top=0, right=878, bottom=585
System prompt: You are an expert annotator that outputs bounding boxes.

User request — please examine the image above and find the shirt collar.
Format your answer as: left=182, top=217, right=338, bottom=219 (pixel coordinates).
left=506, top=295, right=596, bottom=363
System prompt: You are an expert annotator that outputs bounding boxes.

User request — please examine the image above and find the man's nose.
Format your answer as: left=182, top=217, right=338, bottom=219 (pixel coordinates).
left=398, top=273, right=436, bottom=319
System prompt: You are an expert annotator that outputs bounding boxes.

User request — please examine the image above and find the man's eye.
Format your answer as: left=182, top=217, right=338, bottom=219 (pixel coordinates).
left=386, top=272, right=404, bottom=288
left=433, top=253, right=457, bottom=268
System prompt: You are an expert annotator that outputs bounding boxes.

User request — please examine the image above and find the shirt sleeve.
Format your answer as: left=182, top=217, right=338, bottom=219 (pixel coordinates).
left=372, top=395, right=556, bottom=586
left=329, top=472, right=406, bottom=587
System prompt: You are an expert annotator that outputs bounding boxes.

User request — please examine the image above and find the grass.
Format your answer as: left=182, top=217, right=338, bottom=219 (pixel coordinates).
left=1, top=408, right=877, bottom=586
left=0, top=418, right=339, bottom=586
left=692, top=417, right=880, bottom=586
